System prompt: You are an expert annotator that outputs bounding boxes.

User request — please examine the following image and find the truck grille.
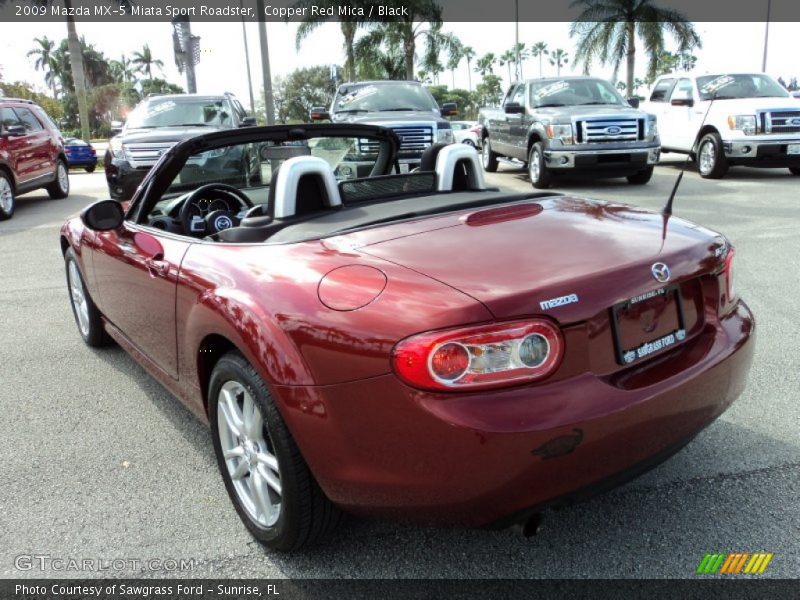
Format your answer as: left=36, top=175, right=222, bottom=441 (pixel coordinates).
left=577, top=118, right=640, bottom=143
left=760, top=110, right=800, bottom=134
left=123, top=142, right=176, bottom=168
left=358, top=126, right=434, bottom=158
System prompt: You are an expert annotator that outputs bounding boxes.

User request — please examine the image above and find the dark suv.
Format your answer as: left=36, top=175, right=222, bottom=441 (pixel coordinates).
left=0, top=97, right=69, bottom=220
left=104, top=93, right=256, bottom=200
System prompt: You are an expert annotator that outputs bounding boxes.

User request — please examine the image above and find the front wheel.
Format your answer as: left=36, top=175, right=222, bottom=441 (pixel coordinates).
left=696, top=133, right=729, bottom=179
left=528, top=142, right=552, bottom=189
left=85, top=166, right=96, bottom=173
left=627, top=166, right=654, bottom=185
left=209, top=352, right=342, bottom=551
left=482, top=137, right=499, bottom=172
left=64, top=247, right=111, bottom=347
left=47, top=159, right=70, bottom=199
left=789, top=167, right=800, bottom=176
left=0, top=171, right=16, bottom=220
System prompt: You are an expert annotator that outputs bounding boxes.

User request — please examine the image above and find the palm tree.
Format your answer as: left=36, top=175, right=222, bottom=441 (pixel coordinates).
left=353, top=30, right=406, bottom=80
left=569, top=0, right=701, bottom=97
left=549, top=48, right=569, bottom=76
left=422, top=22, right=451, bottom=85
left=293, top=0, right=371, bottom=82
left=529, top=41, right=549, bottom=78
left=446, top=38, right=463, bottom=89
left=511, top=42, right=527, bottom=80
left=109, top=55, right=135, bottom=84
left=131, top=44, right=164, bottom=80
left=499, top=49, right=515, bottom=85
left=378, top=0, right=445, bottom=80
left=27, top=37, right=58, bottom=98
left=474, top=53, right=496, bottom=79
left=462, top=46, right=476, bottom=91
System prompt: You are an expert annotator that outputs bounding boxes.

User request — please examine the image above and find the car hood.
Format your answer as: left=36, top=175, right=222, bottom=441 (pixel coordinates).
left=117, top=126, right=223, bottom=144
left=332, top=111, right=445, bottom=126
left=354, top=196, right=725, bottom=322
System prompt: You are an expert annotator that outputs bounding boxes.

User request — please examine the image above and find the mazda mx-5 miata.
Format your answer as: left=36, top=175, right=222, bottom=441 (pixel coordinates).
left=60, top=124, right=754, bottom=550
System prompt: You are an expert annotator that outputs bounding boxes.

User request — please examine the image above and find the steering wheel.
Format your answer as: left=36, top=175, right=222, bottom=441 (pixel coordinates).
left=178, top=183, right=253, bottom=237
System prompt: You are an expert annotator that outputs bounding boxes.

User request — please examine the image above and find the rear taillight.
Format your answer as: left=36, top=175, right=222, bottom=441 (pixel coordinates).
left=392, top=319, right=564, bottom=392
left=469, top=126, right=482, bottom=134
left=724, top=246, right=735, bottom=301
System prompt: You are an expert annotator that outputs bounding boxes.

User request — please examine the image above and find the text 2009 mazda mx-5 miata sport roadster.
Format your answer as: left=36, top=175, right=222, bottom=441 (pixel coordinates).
left=60, top=124, right=754, bottom=550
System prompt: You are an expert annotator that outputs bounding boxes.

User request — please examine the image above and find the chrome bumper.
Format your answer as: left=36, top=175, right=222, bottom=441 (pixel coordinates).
left=544, top=147, right=660, bottom=170
left=723, top=138, right=800, bottom=159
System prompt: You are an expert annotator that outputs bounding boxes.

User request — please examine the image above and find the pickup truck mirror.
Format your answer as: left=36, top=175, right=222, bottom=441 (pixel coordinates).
left=504, top=102, right=525, bottom=115
left=1, top=124, right=27, bottom=138
left=670, top=97, right=694, bottom=107
left=110, top=120, right=124, bottom=134
left=309, top=107, right=330, bottom=121
left=81, top=199, right=124, bottom=232
left=627, top=97, right=640, bottom=108
left=239, top=116, right=257, bottom=127
left=440, top=102, right=458, bottom=117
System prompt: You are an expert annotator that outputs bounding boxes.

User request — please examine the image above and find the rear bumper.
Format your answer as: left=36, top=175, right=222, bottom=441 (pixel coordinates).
left=545, top=146, right=660, bottom=173
left=273, top=300, right=754, bottom=527
left=724, top=138, right=800, bottom=167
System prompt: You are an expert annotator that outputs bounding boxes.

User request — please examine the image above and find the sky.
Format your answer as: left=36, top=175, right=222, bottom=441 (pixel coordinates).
left=1, top=20, right=798, bottom=109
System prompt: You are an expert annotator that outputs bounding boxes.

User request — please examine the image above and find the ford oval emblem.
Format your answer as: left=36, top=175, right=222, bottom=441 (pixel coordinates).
left=651, top=262, right=671, bottom=283
left=790, top=118, right=800, bottom=126
left=605, top=126, right=622, bottom=135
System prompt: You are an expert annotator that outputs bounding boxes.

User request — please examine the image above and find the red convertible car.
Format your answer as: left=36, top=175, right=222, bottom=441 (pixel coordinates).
left=61, top=124, right=754, bottom=550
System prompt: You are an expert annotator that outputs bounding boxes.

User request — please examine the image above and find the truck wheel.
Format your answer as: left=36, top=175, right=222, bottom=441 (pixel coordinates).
left=626, top=166, right=654, bottom=185
left=697, top=133, right=729, bottom=179
left=528, top=142, right=552, bottom=189
left=482, top=137, right=499, bottom=172
left=789, top=168, right=800, bottom=176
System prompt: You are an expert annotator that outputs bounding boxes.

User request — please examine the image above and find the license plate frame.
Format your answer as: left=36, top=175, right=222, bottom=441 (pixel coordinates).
left=787, top=144, right=800, bottom=155
left=609, top=285, right=687, bottom=366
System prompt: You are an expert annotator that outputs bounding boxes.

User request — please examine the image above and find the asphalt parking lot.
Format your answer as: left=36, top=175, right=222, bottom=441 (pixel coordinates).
left=1, top=157, right=798, bottom=579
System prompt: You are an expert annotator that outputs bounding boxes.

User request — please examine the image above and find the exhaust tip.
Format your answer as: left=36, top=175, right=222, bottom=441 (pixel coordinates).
left=512, top=513, right=544, bottom=538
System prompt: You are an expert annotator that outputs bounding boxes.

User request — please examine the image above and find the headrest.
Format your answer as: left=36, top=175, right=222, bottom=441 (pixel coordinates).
left=269, top=156, right=342, bottom=219
left=420, top=142, right=449, bottom=172
left=434, top=144, right=487, bottom=191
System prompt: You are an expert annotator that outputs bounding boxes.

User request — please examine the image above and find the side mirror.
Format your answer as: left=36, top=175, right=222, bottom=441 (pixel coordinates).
left=239, top=116, right=257, bottom=127
left=81, top=199, right=124, bottom=231
left=1, top=124, right=27, bottom=138
left=110, top=120, right=124, bottom=134
left=627, top=97, right=640, bottom=108
left=309, top=107, right=330, bottom=121
left=440, top=102, right=458, bottom=117
left=671, top=97, right=694, bottom=107
left=504, top=102, right=525, bottom=115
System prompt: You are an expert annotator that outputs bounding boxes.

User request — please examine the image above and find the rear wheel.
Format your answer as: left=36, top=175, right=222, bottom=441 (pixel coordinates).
left=482, top=137, right=499, bottom=172
left=697, top=133, right=729, bottom=179
left=47, top=159, right=70, bottom=199
left=528, top=142, right=552, bottom=189
left=209, top=352, right=342, bottom=550
left=627, top=166, right=654, bottom=185
left=84, top=166, right=96, bottom=173
left=0, top=172, right=15, bottom=221
left=64, top=247, right=111, bottom=347
left=789, top=167, right=800, bottom=176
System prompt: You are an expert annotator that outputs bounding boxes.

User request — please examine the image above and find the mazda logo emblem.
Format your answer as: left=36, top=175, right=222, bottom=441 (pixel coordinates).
left=605, top=126, right=622, bottom=135
left=651, top=262, right=671, bottom=283
left=215, top=216, right=233, bottom=230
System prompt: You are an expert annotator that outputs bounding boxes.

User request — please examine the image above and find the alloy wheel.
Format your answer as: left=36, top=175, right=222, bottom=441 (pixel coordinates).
left=699, top=141, right=715, bottom=175
left=57, top=162, right=69, bottom=193
left=68, top=261, right=90, bottom=337
left=217, top=381, right=282, bottom=527
left=0, top=177, right=13, bottom=213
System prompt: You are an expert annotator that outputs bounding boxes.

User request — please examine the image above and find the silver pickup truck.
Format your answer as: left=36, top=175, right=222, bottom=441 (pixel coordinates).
left=479, top=77, right=660, bottom=188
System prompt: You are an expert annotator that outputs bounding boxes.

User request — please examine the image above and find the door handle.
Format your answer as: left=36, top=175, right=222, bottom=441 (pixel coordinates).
left=146, top=258, right=169, bottom=277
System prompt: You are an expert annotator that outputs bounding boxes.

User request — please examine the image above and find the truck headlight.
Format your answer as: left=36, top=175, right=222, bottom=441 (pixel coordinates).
left=644, top=117, right=658, bottom=141
left=728, top=115, right=757, bottom=135
left=546, top=124, right=574, bottom=145
left=437, top=128, right=454, bottom=144
left=109, top=137, right=125, bottom=159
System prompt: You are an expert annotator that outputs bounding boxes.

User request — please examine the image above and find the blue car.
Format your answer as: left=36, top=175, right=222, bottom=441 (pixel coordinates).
left=64, top=138, right=97, bottom=172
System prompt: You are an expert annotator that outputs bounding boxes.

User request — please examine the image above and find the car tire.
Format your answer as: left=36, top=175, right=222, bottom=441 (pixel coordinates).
left=209, top=352, right=342, bottom=551
left=789, top=167, right=800, bottom=176
left=528, top=142, right=552, bottom=189
left=696, top=133, right=729, bottom=179
left=85, top=166, right=96, bottom=173
left=64, top=247, right=111, bottom=347
left=47, top=159, right=70, bottom=199
left=626, top=166, right=654, bottom=185
left=0, top=171, right=16, bottom=221
left=482, top=137, right=499, bottom=172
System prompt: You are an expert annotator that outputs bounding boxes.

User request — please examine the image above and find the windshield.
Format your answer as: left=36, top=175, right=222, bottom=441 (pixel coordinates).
left=334, top=84, right=439, bottom=114
left=528, top=79, right=626, bottom=108
left=696, top=74, right=789, bottom=101
left=126, top=98, right=233, bottom=129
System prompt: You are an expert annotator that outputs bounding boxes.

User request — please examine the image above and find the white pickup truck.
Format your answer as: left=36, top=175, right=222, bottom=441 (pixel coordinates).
left=642, top=73, right=800, bottom=178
